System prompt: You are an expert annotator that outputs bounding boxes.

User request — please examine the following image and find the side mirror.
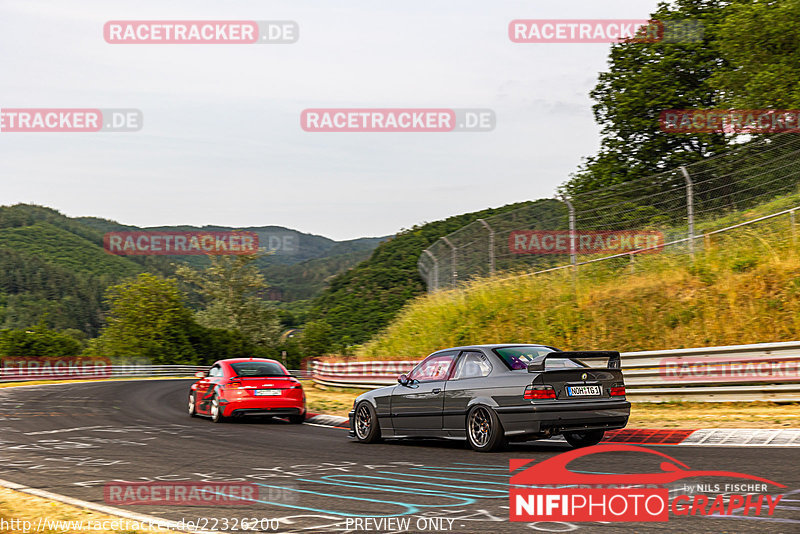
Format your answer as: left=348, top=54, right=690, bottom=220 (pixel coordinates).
left=398, top=374, right=409, bottom=386
left=195, top=371, right=206, bottom=379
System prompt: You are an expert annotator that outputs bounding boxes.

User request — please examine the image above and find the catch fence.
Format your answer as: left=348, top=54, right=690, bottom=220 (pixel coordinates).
left=420, top=133, right=800, bottom=290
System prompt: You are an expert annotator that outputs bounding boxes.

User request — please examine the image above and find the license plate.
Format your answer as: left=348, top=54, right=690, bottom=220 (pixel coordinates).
left=254, top=389, right=281, bottom=396
left=567, top=385, right=601, bottom=396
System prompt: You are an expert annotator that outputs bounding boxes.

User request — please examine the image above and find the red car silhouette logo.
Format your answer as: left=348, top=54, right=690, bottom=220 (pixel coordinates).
left=511, top=444, right=785, bottom=487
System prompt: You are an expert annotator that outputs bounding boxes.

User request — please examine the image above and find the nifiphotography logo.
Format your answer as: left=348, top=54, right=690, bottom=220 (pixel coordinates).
left=509, top=444, right=785, bottom=522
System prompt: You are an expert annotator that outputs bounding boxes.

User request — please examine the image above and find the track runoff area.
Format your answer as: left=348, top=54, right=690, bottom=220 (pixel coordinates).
left=0, top=379, right=797, bottom=533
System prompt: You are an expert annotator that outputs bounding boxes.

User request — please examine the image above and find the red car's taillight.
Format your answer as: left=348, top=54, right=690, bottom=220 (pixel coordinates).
left=524, top=385, right=556, bottom=400
left=226, top=381, right=242, bottom=389
left=610, top=386, right=626, bottom=396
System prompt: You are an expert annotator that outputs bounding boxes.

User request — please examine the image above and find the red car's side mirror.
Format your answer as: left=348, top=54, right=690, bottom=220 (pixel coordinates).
left=195, top=371, right=206, bottom=379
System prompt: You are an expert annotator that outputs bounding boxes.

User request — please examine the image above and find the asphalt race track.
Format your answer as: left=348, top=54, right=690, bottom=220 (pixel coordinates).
left=0, top=380, right=797, bottom=534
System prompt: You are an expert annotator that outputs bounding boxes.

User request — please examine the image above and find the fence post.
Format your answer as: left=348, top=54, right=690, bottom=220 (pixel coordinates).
left=442, top=236, right=457, bottom=287
left=477, top=218, right=495, bottom=275
left=680, top=166, right=695, bottom=258
left=791, top=209, right=797, bottom=247
left=423, top=249, right=439, bottom=292
left=561, top=196, right=577, bottom=269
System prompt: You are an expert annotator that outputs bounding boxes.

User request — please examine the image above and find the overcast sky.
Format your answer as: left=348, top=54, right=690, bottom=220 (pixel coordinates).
left=1, top=0, right=663, bottom=240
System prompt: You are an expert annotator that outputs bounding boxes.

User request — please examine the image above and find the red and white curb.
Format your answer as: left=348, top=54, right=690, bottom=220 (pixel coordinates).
left=552, top=428, right=800, bottom=447
left=304, top=413, right=349, bottom=428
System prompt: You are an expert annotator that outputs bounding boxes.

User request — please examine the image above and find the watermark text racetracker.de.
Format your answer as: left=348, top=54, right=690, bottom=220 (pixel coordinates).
left=103, top=231, right=260, bottom=256
left=660, top=109, right=800, bottom=134
left=300, top=108, right=495, bottom=132
left=0, top=357, right=111, bottom=380
left=104, top=481, right=298, bottom=507
left=0, top=108, right=142, bottom=132
left=510, top=230, right=664, bottom=255
left=661, top=355, right=800, bottom=382
left=509, top=19, right=704, bottom=44
left=104, top=20, right=298, bottom=44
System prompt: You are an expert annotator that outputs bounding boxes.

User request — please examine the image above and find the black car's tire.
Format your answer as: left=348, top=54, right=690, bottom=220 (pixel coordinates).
left=564, top=430, right=604, bottom=448
left=288, top=414, right=305, bottom=424
left=466, top=406, right=506, bottom=452
left=210, top=394, right=226, bottom=423
left=188, top=392, right=198, bottom=417
left=353, top=402, right=381, bottom=443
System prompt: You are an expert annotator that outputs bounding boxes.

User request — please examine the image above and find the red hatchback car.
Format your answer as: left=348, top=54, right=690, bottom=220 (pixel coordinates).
left=188, top=358, right=306, bottom=423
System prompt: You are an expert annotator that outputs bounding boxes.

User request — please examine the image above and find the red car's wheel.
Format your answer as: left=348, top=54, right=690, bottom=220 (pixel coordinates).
left=210, top=394, right=226, bottom=423
left=188, top=392, right=198, bottom=417
left=288, top=414, right=305, bottom=424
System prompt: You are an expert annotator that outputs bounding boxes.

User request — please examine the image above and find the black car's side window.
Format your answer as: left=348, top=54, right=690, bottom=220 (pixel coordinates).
left=451, top=351, right=492, bottom=380
left=408, top=352, right=457, bottom=382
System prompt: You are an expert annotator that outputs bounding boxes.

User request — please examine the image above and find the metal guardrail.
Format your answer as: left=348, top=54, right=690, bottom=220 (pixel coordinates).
left=310, top=341, right=800, bottom=402
left=0, top=365, right=311, bottom=381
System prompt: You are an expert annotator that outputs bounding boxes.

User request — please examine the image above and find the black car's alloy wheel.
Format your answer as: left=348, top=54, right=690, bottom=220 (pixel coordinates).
left=354, top=402, right=381, bottom=443
left=467, top=406, right=505, bottom=452
left=564, top=429, right=604, bottom=448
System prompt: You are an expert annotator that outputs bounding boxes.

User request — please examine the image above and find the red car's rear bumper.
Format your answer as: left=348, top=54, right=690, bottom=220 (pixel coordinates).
left=219, top=389, right=306, bottom=417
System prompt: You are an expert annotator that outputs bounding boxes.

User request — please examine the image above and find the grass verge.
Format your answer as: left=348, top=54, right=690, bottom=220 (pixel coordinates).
left=0, top=486, right=168, bottom=533
left=303, top=382, right=368, bottom=417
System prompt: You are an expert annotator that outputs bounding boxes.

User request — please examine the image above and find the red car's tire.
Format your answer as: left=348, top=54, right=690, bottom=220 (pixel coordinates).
left=210, top=394, right=226, bottom=423
left=188, top=392, right=198, bottom=417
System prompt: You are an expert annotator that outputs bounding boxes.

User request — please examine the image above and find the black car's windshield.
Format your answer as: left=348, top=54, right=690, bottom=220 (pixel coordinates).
left=229, top=362, right=288, bottom=377
left=494, top=346, right=586, bottom=371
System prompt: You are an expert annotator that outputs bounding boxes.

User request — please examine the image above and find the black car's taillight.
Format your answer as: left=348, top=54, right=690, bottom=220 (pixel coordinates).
left=524, top=385, right=556, bottom=400
left=609, top=385, right=626, bottom=396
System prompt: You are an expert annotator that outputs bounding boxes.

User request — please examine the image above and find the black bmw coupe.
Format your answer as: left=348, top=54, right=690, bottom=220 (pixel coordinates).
left=348, top=344, right=630, bottom=452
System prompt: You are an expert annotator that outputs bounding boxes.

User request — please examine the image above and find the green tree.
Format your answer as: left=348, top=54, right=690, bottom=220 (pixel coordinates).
left=711, top=0, right=800, bottom=108
left=175, top=255, right=281, bottom=351
left=564, top=0, right=731, bottom=196
left=300, top=319, right=334, bottom=357
left=0, top=321, right=82, bottom=357
left=84, top=273, right=199, bottom=364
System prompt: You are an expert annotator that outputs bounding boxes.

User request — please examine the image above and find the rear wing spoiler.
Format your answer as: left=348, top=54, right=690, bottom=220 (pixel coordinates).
left=527, top=351, right=621, bottom=372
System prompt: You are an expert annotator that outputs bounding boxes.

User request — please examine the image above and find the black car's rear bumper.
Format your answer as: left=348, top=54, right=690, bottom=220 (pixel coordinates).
left=496, top=399, right=630, bottom=438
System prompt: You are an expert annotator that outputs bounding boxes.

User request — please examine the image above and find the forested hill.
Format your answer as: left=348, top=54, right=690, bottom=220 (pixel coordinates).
left=0, top=204, right=386, bottom=335
left=304, top=199, right=563, bottom=353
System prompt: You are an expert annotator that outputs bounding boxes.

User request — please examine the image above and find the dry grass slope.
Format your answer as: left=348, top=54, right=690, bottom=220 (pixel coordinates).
left=359, top=201, right=800, bottom=359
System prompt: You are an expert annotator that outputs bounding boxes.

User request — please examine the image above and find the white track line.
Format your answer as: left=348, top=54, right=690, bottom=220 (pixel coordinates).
left=0, top=478, right=223, bottom=534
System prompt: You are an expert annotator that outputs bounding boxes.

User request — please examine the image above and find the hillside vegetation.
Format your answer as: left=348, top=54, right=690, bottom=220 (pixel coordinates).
left=359, top=194, right=800, bottom=359
left=305, top=199, right=564, bottom=352
left=0, top=204, right=385, bottom=336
